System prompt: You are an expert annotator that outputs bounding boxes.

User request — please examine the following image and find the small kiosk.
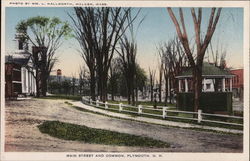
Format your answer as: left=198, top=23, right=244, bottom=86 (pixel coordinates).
left=176, top=63, right=234, bottom=114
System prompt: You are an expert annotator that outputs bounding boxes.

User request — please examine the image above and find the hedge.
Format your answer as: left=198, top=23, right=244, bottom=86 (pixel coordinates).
left=176, top=92, right=232, bottom=114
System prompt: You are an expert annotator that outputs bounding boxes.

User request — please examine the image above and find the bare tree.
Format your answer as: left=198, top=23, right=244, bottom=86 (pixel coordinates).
left=163, top=63, right=170, bottom=105
left=79, top=66, right=90, bottom=96
left=70, top=8, right=97, bottom=100
left=71, top=74, right=76, bottom=95
left=109, top=58, right=122, bottom=101
left=158, top=38, right=188, bottom=104
left=71, top=7, right=139, bottom=102
left=114, top=9, right=142, bottom=105
left=158, top=61, right=164, bottom=103
left=167, top=8, right=222, bottom=111
left=134, top=64, right=147, bottom=103
left=117, top=36, right=137, bottom=105
left=209, top=42, right=227, bottom=69
left=208, top=42, right=227, bottom=91
left=158, top=44, right=171, bottom=105
left=149, top=68, right=156, bottom=102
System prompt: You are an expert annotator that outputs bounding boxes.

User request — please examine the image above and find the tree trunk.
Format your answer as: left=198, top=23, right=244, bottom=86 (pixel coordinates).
left=132, top=89, right=135, bottom=105
left=136, top=87, right=138, bottom=103
left=150, top=85, right=153, bottom=102
left=169, top=78, right=172, bottom=104
left=97, top=68, right=108, bottom=102
left=102, top=82, right=107, bottom=102
left=36, top=75, right=40, bottom=97
left=159, top=82, right=162, bottom=103
left=90, top=71, right=96, bottom=101
left=111, top=84, right=114, bottom=101
left=100, top=73, right=108, bottom=102
left=165, top=77, right=169, bottom=106
left=41, top=78, right=47, bottom=96
left=41, top=72, right=48, bottom=96
left=193, top=65, right=203, bottom=112
left=159, top=68, right=162, bottom=103
left=79, top=83, right=82, bottom=95
left=41, top=49, right=47, bottom=97
left=127, top=86, right=131, bottom=104
left=131, top=77, right=135, bottom=106
left=72, top=85, right=75, bottom=95
left=32, top=47, right=40, bottom=97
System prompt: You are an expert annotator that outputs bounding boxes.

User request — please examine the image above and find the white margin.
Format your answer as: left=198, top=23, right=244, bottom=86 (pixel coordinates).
left=1, top=1, right=249, bottom=161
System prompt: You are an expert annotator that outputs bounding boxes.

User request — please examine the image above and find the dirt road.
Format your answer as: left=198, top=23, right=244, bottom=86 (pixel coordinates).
left=5, top=98, right=243, bottom=152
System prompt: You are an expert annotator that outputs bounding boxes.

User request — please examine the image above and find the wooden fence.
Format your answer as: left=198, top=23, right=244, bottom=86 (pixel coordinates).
left=82, top=97, right=243, bottom=128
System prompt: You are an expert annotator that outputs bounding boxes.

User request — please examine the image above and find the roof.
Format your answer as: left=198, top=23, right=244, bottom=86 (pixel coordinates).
left=230, top=68, right=243, bottom=72
left=176, top=62, right=234, bottom=79
left=5, top=51, right=31, bottom=66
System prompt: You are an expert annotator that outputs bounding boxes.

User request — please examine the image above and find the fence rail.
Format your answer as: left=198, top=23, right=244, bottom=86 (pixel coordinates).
left=81, top=97, right=243, bottom=128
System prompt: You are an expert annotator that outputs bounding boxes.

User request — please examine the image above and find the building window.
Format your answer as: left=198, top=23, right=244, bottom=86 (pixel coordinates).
left=206, top=84, right=211, bottom=90
left=18, top=41, right=23, bottom=50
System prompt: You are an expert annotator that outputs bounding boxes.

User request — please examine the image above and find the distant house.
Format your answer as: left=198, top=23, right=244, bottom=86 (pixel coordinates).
left=48, top=74, right=79, bottom=85
left=48, top=72, right=83, bottom=95
left=5, top=33, right=36, bottom=98
left=226, top=69, right=243, bottom=99
left=176, top=62, right=234, bottom=92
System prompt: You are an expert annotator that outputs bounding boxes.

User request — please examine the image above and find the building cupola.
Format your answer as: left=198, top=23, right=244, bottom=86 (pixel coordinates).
left=15, top=32, right=29, bottom=51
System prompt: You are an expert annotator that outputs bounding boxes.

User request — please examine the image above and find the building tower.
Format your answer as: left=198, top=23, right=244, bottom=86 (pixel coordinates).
left=14, top=32, right=29, bottom=52
left=57, top=69, right=62, bottom=82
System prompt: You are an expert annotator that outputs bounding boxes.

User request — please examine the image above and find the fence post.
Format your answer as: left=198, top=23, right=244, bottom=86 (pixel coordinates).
left=105, top=102, right=108, bottom=109
left=198, top=109, right=202, bottom=123
left=82, top=97, right=84, bottom=103
left=96, top=100, right=99, bottom=107
left=138, top=105, right=142, bottom=114
left=162, top=107, right=167, bottom=119
left=90, top=99, right=93, bottom=105
left=119, top=103, right=123, bottom=112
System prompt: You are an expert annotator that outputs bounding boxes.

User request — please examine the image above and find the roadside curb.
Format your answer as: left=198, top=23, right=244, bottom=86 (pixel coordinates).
left=70, top=101, right=243, bottom=134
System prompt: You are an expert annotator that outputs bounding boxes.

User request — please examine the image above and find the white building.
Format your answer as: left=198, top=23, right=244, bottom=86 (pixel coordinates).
left=5, top=33, right=36, bottom=98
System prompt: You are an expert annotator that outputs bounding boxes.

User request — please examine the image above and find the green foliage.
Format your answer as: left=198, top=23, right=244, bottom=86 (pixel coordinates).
left=61, top=81, right=71, bottom=95
left=64, top=101, right=73, bottom=106
left=108, top=61, right=148, bottom=98
left=48, top=81, right=72, bottom=95
left=38, top=121, right=170, bottom=148
left=108, top=58, right=123, bottom=96
left=16, top=16, right=72, bottom=46
left=26, top=16, right=50, bottom=26
left=16, top=20, right=28, bottom=34
left=48, top=81, right=61, bottom=93
left=16, top=16, right=72, bottom=97
left=41, top=94, right=81, bottom=101
left=135, top=64, right=147, bottom=91
left=176, top=92, right=233, bottom=114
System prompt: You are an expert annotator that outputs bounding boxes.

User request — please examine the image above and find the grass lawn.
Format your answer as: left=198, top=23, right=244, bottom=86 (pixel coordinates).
left=79, top=101, right=243, bottom=130
left=39, top=94, right=243, bottom=131
left=39, top=94, right=82, bottom=101
left=107, top=100, right=176, bottom=108
left=38, top=121, right=170, bottom=148
left=67, top=105, right=242, bottom=135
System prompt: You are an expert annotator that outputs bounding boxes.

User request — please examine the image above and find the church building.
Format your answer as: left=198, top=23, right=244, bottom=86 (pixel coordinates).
left=5, top=33, right=36, bottom=99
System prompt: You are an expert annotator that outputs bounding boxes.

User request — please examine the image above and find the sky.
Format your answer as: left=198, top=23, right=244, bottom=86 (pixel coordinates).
left=5, top=7, right=244, bottom=77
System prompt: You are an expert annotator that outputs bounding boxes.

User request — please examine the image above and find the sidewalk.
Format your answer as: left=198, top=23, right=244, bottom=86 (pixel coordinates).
left=70, top=101, right=243, bottom=134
